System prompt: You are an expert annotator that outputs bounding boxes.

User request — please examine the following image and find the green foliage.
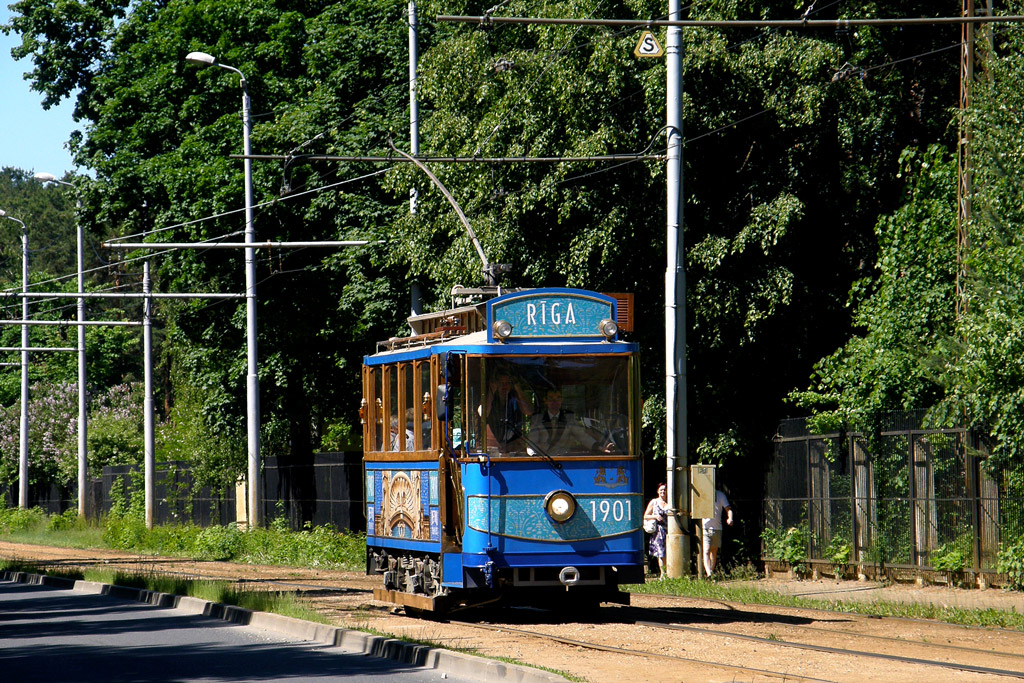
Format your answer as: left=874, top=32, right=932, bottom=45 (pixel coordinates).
left=762, top=525, right=809, bottom=571
left=940, top=8, right=1024, bottom=475
left=156, top=371, right=243, bottom=489
left=103, top=514, right=149, bottom=550
left=824, top=535, right=852, bottom=569
left=1, top=0, right=991, bottom=499
left=46, top=508, right=82, bottom=532
left=640, top=396, right=666, bottom=459
left=790, top=145, right=956, bottom=433
left=695, top=428, right=741, bottom=468
left=930, top=542, right=968, bottom=574
left=239, top=522, right=364, bottom=569
left=997, top=538, right=1024, bottom=591
left=0, top=505, right=47, bottom=533
left=192, top=524, right=244, bottom=561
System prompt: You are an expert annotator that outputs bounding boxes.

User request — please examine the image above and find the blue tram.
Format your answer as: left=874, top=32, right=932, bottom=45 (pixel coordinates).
left=361, top=287, right=645, bottom=612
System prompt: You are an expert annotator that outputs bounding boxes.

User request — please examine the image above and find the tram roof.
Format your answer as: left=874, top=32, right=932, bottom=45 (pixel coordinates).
left=364, top=330, right=637, bottom=366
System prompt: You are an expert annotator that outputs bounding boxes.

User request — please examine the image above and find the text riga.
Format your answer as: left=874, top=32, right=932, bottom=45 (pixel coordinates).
left=526, top=301, right=578, bottom=326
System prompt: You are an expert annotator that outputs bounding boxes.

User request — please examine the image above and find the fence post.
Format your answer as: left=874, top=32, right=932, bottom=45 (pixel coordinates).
left=853, top=437, right=875, bottom=571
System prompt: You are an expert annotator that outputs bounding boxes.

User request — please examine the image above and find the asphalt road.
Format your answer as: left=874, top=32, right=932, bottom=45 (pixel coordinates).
left=0, top=579, right=469, bottom=683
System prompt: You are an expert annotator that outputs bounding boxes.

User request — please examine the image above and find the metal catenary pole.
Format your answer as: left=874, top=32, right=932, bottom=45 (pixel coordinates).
left=664, top=0, right=689, bottom=577
left=0, top=209, right=30, bottom=508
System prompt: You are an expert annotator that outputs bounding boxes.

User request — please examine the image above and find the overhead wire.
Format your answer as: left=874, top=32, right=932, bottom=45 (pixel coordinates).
left=16, top=4, right=1000, bottom=314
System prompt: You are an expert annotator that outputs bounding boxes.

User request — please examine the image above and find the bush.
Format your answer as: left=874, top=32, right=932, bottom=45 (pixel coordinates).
left=237, top=524, right=364, bottom=569
left=824, top=535, right=852, bottom=570
left=0, top=505, right=47, bottom=533
left=762, top=525, right=809, bottom=572
left=997, top=537, right=1024, bottom=590
left=103, top=514, right=149, bottom=550
left=46, top=508, right=82, bottom=532
left=931, top=543, right=968, bottom=574
left=193, top=525, right=243, bottom=561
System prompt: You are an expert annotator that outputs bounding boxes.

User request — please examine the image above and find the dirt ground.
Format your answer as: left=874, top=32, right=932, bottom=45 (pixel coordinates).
left=3, top=540, right=1024, bottom=683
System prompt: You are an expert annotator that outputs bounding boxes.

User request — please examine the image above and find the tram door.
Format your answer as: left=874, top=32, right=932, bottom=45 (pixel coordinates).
left=438, top=351, right=465, bottom=549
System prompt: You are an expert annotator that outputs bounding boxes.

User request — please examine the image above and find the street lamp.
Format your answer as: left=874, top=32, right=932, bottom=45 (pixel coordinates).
left=185, top=51, right=262, bottom=527
left=0, top=209, right=29, bottom=509
left=33, top=172, right=88, bottom=519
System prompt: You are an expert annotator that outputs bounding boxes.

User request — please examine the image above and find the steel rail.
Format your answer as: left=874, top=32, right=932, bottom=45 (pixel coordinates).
left=639, top=621, right=1024, bottom=679
left=447, top=619, right=835, bottom=682
left=654, top=604, right=1024, bottom=662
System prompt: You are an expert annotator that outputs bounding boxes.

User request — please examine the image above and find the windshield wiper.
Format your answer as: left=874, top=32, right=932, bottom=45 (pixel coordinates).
left=519, top=432, right=562, bottom=470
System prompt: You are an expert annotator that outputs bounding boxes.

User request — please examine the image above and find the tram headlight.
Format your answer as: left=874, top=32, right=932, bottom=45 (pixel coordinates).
left=493, top=319, right=513, bottom=341
left=598, top=318, right=619, bottom=340
left=544, top=490, right=577, bottom=523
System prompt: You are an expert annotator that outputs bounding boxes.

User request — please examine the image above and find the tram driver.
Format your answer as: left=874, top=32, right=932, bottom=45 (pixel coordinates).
left=526, top=388, right=614, bottom=456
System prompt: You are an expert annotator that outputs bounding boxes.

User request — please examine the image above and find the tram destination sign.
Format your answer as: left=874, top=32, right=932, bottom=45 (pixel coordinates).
left=487, top=288, right=617, bottom=341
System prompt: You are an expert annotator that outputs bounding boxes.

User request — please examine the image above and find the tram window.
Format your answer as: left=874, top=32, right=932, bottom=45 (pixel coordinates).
left=401, top=364, right=414, bottom=451
left=388, top=367, right=400, bottom=451
left=466, top=355, right=633, bottom=456
left=420, top=363, right=432, bottom=450
left=373, top=368, right=383, bottom=451
left=447, top=356, right=465, bottom=451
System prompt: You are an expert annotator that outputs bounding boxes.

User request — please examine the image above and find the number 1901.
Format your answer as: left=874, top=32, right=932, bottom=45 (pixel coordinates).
left=589, top=498, right=631, bottom=522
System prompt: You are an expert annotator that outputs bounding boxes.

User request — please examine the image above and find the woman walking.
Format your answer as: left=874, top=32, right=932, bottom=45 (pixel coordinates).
left=644, top=483, right=670, bottom=578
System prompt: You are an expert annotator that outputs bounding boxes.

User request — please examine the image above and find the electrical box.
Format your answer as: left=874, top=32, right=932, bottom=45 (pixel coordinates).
left=690, top=464, right=716, bottom=520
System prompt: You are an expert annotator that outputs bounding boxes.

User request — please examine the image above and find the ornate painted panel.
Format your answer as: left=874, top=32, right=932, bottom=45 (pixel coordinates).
left=365, top=466, right=440, bottom=542
left=467, top=493, right=642, bottom=542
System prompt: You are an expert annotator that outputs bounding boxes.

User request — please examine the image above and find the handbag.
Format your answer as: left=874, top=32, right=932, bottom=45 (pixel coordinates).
left=643, top=518, right=657, bottom=534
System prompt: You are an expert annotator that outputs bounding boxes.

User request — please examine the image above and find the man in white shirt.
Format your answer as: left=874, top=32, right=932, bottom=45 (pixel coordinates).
left=701, top=489, right=733, bottom=578
left=527, top=389, right=598, bottom=455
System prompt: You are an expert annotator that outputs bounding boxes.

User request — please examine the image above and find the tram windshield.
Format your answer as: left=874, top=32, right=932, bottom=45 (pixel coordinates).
left=465, top=355, right=635, bottom=457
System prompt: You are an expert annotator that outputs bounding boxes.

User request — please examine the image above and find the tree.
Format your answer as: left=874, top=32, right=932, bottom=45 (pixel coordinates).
left=941, top=10, right=1024, bottom=471
left=5, top=0, right=974, bottom=534
left=790, top=145, right=957, bottom=432
left=6, top=0, right=419, bottom=515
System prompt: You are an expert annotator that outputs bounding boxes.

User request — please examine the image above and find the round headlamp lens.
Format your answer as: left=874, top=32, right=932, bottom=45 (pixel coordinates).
left=493, top=319, right=513, bottom=340
left=599, top=318, right=619, bottom=339
left=544, top=490, right=577, bottom=523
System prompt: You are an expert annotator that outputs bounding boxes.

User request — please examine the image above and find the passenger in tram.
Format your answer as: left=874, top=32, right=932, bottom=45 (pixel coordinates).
left=484, top=370, right=534, bottom=453
left=389, top=415, right=415, bottom=451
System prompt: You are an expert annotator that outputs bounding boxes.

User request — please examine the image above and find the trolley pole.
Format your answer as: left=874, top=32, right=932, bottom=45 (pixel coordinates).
left=664, top=0, right=690, bottom=577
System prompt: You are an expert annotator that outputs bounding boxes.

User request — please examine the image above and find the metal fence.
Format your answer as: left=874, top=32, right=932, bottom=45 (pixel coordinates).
left=3, top=451, right=365, bottom=533
left=766, top=413, right=1024, bottom=575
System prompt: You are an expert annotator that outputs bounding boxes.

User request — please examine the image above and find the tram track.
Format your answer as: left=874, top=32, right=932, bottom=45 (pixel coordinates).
left=638, top=620, right=1024, bottom=679
left=648, top=589, right=1024, bottom=635
left=8, top=544, right=1024, bottom=682
left=656, top=604, right=1024, bottom=662
left=445, top=618, right=836, bottom=682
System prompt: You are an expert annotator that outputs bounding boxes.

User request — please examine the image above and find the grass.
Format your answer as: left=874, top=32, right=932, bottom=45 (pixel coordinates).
left=1, top=558, right=332, bottom=624
left=0, top=504, right=365, bottom=570
left=628, top=575, right=1024, bottom=631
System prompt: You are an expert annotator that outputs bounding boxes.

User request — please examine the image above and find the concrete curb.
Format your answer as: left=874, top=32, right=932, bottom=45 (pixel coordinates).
left=2, top=570, right=567, bottom=683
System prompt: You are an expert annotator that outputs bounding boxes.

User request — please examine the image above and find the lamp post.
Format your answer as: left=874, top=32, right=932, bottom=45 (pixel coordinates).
left=185, top=51, right=262, bottom=527
left=0, top=209, right=29, bottom=509
left=33, top=172, right=88, bottom=518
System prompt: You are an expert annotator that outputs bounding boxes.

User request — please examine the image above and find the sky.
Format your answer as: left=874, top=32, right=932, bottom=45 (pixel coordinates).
left=1, top=7, right=80, bottom=177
